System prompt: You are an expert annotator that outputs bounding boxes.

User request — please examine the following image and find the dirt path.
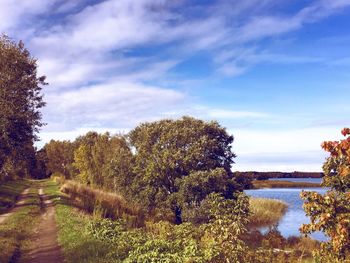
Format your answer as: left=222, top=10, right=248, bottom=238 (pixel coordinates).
left=0, top=188, right=30, bottom=224
left=23, top=188, right=64, bottom=263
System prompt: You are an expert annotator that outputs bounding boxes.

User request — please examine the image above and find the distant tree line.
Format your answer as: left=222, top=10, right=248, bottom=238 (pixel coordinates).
left=234, top=171, right=323, bottom=181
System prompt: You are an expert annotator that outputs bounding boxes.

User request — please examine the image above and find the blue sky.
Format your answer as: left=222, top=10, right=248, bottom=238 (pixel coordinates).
left=1, top=0, right=350, bottom=171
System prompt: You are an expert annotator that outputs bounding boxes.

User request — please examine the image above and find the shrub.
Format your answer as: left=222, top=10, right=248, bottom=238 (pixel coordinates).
left=301, top=128, right=350, bottom=261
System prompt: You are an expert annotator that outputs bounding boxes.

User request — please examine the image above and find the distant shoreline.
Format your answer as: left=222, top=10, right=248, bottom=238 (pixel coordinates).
left=251, top=179, right=321, bottom=189
left=234, top=171, right=323, bottom=180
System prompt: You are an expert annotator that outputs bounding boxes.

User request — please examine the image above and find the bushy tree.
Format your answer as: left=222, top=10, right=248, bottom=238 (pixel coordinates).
left=204, top=193, right=250, bottom=262
left=44, top=139, right=76, bottom=178
left=0, top=35, right=46, bottom=180
left=301, top=128, right=350, bottom=261
left=128, top=116, right=240, bottom=223
left=73, top=132, right=132, bottom=189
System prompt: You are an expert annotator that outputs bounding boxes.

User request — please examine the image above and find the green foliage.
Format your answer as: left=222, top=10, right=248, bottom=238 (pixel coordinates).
left=44, top=139, right=77, bottom=178
left=0, top=35, right=46, bottom=181
left=73, top=132, right=132, bottom=189
left=52, top=177, right=318, bottom=263
left=89, top=195, right=249, bottom=262
left=301, top=128, right=350, bottom=261
left=44, top=132, right=133, bottom=191
left=87, top=218, right=126, bottom=243
left=129, top=116, right=240, bottom=222
left=44, top=116, right=245, bottom=225
left=204, top=193, right=250, bottom=262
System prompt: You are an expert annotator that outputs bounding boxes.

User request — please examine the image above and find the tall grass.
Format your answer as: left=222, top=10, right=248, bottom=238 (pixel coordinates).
left=249, top=198, right=288, bottom=227
left=60, top=180, right=144, bottom=227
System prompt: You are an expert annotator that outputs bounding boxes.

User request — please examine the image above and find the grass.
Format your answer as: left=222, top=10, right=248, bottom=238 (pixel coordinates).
left=60, top=180, right=144, bottom=227
left=0, top=181, right=41, bottom=262
left=252, top=180, right=320, bottom=189
left=249, top=197, right=288, bottom=227
left=0, top=180, right=31, bottom=213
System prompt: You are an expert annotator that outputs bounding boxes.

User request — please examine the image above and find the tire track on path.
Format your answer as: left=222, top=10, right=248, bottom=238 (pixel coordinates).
left=24, top=188, right=64, bottom=263
left=0, top=188, right=30, bottom=224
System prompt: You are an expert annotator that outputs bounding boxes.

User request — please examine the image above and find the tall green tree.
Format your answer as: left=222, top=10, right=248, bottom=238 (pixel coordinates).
left=129, top=116, right=240, bottom=223
left=0, top=35, right=46, bottom=180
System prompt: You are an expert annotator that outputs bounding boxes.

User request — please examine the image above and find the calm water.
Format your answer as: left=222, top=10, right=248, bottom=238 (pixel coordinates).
left=245, top=180, right=327, bottom=241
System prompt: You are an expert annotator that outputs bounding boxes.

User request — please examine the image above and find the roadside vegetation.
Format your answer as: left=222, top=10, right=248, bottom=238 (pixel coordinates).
left=252, top=180, right=320, bottom=189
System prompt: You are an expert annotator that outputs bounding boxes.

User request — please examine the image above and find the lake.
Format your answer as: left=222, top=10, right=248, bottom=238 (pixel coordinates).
left=245, top=177, right=327, bottom=241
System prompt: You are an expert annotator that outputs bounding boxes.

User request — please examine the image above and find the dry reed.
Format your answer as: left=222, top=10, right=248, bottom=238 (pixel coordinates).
left=60, top=180, right=144, bottom=227
left=249, top=197, right=288, bottom=227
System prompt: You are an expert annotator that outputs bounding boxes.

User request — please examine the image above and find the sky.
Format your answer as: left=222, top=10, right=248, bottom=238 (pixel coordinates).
left=1, top=0, right=350, bottom=172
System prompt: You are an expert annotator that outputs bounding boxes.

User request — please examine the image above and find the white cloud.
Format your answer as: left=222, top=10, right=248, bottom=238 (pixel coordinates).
left=230, top=127, right=343, bottom=171
left=0, top=0, right=56, bottom=32
left=42, top=81, right=186, bottom=132
left=38, top=127, right=128, bottom=148
left=205, top=109, right=269, bottom=119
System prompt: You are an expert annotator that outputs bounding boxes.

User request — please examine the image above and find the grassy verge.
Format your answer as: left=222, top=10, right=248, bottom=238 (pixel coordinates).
left=0, top=180, right=31, bottom=213
left=252, top=180, right=320, bottom=189
left=0, top=182, right=41, bottom=262
left=248, top=197, right=288, bottom=227
left=45, top=180, right=114, bottom=263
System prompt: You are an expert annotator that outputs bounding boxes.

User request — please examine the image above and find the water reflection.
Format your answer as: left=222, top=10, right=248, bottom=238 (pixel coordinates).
left=245, top=187, right=327, bottom=241
left=245, top=224, right=319, bottom=253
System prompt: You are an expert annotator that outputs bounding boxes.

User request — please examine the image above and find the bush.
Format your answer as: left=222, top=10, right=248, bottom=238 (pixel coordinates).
left=301, top=128, right=350, bottom=261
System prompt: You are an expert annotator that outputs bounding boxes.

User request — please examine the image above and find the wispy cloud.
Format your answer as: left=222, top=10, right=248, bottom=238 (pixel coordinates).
left=231, top=127, right=343, bottom=171
left=43, top=81, right=187, bottom=132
